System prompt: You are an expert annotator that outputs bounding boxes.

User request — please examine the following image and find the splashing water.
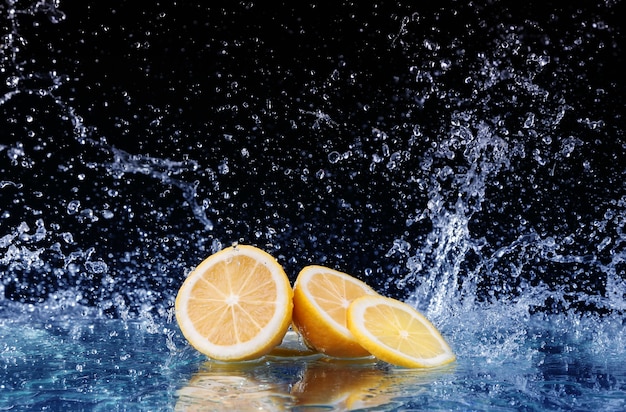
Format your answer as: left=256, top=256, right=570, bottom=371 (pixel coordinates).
left=1, top=1, right=625, bottom=410
left=383, top=4, right=626, bottom=368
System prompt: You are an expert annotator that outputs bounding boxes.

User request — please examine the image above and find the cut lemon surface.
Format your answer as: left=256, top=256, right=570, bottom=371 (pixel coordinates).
left=175, top=245, right=293, bottom=361
left=291, top=265, right=378, bottom=357
left=347, top=295, right=456, bottom=368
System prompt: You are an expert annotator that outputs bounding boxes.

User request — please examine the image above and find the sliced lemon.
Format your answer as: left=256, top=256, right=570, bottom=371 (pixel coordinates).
left=291, top=265, right=378, bottom=357
left=347, top=295, right=456, bottom=368
left=175, top=245, right=293, bottom=361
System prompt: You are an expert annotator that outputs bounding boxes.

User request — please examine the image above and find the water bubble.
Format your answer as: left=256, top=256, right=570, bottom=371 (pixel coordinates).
left=217, top=159, right=229, bottom=174
left=559, top=136, right=582, bottom=157
left=85, top=260, right=108, bottom=274
left=61, top=232, right=74, bottom=244
left=532, top=149, right=547, bottom=166
left=327, top=151, right=341, bottom=164
left=538, top=55, right=550, bottom=67
left=382, top=143, right=390, bottom=157
left=597, top=236, right=612, bottom=251
left=5, top=76, right=19, bottom=88
left=66, top=200, right=81, bottom=215
left=423, top=39, right=440, bottom=51
left=387, top=151, right=403, bottom=170
left=523, top=113, right=535, bottom=129
left=80, top=208, right=97, bottom=222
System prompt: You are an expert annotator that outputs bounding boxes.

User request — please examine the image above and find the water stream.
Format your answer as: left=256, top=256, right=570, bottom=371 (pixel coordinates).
left=1, top=1, right=625, bottom=410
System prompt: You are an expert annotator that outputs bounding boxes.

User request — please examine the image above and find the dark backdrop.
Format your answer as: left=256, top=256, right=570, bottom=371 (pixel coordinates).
left=1, top=1, right=625, bottom=316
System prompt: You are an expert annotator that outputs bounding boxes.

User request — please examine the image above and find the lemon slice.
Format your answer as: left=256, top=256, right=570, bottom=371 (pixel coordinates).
left=175, top=245, right=293, bottom=361
left=291, top=265, right=378, bottom=357
left=347, top=295, right=456, bottom=368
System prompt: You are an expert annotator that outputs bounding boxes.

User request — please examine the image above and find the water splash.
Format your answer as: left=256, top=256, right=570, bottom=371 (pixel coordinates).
left=0, top=3, right=625, bottom=410
left=106, top=147, right=214, bottom=231
left=0, top=1, right=624, bottom=338
left=381, top=5, right=626, bottom=363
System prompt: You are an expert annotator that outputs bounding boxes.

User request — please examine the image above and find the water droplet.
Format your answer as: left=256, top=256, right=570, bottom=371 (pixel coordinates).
left=597, top=236, right=612, bottom=251
left=218, top=160, right=229, bottom=174
left=67, top=200, right=81, bottom=215
left=538, top=54, right=550, bottom=67
left=327, top=151, right=341, bottom=164
left=6, top=76, right=19, bottom=88
left=523, top=113, right=535, bottom=129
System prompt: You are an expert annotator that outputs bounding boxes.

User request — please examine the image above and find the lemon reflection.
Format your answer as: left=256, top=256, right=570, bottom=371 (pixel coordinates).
left=175, top=331, right=307, bottom=411
left=175, top=360, right=295, bottom=411
left=291, top=357, right=388, bottom=410
left=293, top=358, right=458, bottom=410
left=175, top=331, right=455, bottom=411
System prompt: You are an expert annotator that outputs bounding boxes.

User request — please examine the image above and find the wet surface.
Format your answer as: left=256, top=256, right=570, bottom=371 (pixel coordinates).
left=1, top=318, right=624, bottom=411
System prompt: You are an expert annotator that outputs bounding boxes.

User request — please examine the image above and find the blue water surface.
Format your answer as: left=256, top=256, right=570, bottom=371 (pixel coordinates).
left=1, top=304, right=624, bottom=411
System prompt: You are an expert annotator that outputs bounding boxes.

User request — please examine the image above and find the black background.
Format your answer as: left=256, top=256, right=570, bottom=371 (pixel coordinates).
left=1, top=1, right=625, bottom=316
